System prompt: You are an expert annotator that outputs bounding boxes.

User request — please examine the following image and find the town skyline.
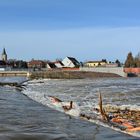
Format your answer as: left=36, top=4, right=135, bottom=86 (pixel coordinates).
left=0, top=1, right=140, bottom=62
left=0, top=47, right=139, bottom=64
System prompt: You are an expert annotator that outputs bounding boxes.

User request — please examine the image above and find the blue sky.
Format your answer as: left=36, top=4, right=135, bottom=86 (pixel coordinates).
left=0, top=0, right=140, bottom=62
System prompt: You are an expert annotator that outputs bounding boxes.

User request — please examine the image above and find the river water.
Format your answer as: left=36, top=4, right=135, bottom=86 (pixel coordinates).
left=0, top=77, right=140, bottom=140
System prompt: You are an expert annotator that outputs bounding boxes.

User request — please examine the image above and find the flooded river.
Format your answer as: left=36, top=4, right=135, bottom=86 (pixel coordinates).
left=0, top=77, right=139, bottom=140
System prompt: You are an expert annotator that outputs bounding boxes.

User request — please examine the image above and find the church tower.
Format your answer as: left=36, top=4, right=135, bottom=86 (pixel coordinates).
left=1, top=48, right=7, bottom=61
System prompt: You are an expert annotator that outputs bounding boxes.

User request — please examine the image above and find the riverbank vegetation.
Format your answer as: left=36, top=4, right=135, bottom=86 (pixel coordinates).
left=125, top=52, right=140, bottom=67
left=29, top=71, right=120, bottom=79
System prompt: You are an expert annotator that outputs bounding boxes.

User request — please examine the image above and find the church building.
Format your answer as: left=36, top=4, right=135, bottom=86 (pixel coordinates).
left=1, top=48, right=7, bottom=61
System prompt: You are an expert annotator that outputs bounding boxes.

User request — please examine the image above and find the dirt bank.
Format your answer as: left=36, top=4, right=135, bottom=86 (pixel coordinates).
left=29, top=71, right=121, bottom=79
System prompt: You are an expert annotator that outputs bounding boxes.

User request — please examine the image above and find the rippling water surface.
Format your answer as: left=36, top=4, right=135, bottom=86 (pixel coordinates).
left=0, top=77, right=140, bottom=140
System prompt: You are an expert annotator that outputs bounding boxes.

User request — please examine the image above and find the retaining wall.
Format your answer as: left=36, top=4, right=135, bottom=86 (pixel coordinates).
left=80, top=67, right=127, bottom=77
left=124, top=68, right=140, bottom=74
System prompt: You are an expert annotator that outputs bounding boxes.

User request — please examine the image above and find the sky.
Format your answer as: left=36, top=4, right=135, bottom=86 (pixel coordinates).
left=0, top=0, right=140, bottom=62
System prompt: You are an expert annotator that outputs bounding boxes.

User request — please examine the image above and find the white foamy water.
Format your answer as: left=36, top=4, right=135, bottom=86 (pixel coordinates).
left=22, top=78, right=140, bottom=137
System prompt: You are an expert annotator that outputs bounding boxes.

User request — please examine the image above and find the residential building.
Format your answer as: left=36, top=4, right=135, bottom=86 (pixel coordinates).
left=46, top=62, right=57, bottom=69
left=62, top=57, right=80, bottom=68
left=85, top=60, right=107, bottom=67
left=54, top=61, right=64, bottom=68
left=46, top=61, right=64, bottom=69
left=28, top=60, right=46, bottom=69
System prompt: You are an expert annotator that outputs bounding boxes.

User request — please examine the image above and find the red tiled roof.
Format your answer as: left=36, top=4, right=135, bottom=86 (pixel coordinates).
left=28, top=60, right=44, bottom=65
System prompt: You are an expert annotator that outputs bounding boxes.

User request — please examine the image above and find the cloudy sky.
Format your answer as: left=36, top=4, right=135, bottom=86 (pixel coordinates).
left=0, top=0, right=140, bottom=62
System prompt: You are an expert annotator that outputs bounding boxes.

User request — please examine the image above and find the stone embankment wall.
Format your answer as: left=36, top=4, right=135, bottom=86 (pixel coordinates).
left=80, top=67, right=127, bottom=77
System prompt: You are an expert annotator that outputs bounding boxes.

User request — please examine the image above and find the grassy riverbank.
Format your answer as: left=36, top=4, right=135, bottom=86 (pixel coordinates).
left=29, top=71, right=121, bottom=79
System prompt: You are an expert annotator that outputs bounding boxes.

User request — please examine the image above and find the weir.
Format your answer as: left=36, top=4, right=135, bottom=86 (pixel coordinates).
left=0, top=68, right=127, bottom=78
left=0, top=71, right=31, bottom=78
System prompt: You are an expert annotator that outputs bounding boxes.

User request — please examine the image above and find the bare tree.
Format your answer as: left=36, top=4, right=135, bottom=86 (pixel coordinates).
left=135, top=52, right=140, bottom=67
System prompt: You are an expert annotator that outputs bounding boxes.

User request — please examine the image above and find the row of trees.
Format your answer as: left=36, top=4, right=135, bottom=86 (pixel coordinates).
left=125, top=52, right=140, bottom=67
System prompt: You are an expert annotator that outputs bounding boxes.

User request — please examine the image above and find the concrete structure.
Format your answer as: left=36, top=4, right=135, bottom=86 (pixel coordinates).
left=0, top=71, right=31, bottom=77
left=0, top=68, right=6, bottom=71
left=105, top=63, right=119, bottom=67
left=80, top=67, right=127, bottom=77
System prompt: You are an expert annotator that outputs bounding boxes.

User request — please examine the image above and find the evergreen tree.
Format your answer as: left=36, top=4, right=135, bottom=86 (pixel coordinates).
left=124, top=52, right=135, bottom=67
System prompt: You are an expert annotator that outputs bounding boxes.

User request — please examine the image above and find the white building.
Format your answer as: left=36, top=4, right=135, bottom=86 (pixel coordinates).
left=54, top=61, right=64, bottom=68
left=62, top=57, right=80, bottom=68
left=46, top=61, right=64, bottom=69
left=46, top=62, right=57, bottom=69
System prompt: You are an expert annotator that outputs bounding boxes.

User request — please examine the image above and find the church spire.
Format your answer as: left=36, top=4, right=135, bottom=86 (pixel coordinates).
left=2, top=48, right=7, bottom=55
left=1, top=48, right=7, bottom=61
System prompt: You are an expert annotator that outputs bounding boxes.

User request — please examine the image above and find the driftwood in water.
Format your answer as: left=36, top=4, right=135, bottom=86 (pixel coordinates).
left=62, top=101, right=73, bottom=111
left=98, top=93, right=140, bottom=132
left=48, top=95, right=62, bottom=102
left=79, top=92, right=140, bottom=133
left=105, top=106, right=140, bottom=126
left=99, top=92, right=109, bottom=122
